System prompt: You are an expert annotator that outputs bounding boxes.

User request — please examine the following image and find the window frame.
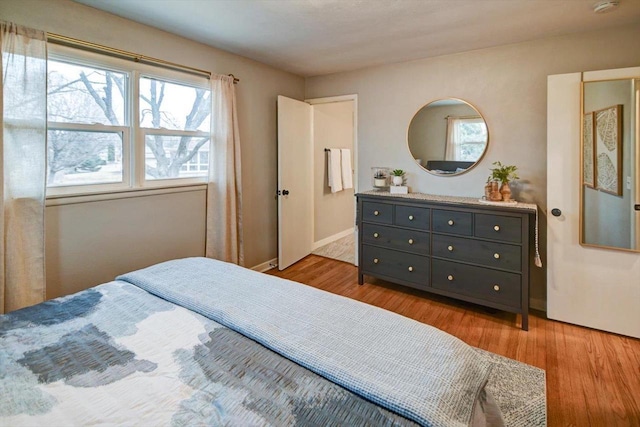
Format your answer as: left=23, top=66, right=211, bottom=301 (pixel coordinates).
left=46, top=44, right=211, bottom=198
left=446, top=116, right=488, bottom=162
left=136, top=72, right=211, bottom=187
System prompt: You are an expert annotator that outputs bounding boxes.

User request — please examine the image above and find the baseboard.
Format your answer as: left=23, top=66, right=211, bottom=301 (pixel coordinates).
left=530, top=298, right=546, bottom=312
left=251, top=258, right=278, bottom=273
left=312, top=227, right=354, bottom=251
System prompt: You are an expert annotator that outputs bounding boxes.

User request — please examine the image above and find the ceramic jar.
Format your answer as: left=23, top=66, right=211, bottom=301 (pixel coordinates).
left=489, top=181, right=502, bottom=201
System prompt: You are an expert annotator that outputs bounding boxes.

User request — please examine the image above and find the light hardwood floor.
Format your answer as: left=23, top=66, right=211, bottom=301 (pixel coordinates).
left=267, top=255, right=640, bottom=427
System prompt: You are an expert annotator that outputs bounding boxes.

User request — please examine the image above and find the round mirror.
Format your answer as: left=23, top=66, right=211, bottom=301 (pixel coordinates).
left=407, top=98, right=489, bottom=176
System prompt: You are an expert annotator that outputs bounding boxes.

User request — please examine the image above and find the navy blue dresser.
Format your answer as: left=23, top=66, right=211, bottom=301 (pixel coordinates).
left=357, top=192, right=536, bottom=330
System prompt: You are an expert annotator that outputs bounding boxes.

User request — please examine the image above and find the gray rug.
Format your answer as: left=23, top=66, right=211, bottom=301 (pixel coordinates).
left=479, top=349, right=547, bottom=426
left=312, top=234, right=355, bottom=264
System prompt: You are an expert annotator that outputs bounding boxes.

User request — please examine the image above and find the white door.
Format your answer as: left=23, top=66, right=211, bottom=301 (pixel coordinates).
left=547, top=70, right=640, bottom=339
left=277, top=96, right=313, bottom=270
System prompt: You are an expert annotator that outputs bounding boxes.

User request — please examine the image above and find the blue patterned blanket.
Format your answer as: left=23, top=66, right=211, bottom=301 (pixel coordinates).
left=117, top=257, right=495, bottom=426
left=1, top=257, right=502, bottom=426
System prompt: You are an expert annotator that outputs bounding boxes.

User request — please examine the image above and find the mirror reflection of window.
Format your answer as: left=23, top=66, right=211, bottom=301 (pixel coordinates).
left=445, top=116, right=488, bottom=161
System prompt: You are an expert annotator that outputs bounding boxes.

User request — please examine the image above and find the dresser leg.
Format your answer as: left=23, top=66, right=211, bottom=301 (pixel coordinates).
left=358, top=273, right=364, bottom=285
left=522, top=313, right=529, bottom=331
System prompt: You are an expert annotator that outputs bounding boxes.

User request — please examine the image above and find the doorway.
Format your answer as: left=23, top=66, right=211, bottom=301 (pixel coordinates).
left=308, top=95, right=358, bottom=265
left=277, top=95, right=358, bottom=270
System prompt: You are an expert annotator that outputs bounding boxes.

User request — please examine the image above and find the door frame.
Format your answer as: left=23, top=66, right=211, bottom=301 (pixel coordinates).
left=306, top=94, right=359, bottom=265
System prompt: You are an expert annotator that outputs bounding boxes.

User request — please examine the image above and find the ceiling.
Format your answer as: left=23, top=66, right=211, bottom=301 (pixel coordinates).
left=73, top=0, right=640, bottom=77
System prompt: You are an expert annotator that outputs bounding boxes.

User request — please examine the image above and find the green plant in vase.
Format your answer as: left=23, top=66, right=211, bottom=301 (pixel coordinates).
left=391, top=169, right=405, bottom=186
left=490, top=161, right=519, bottom=201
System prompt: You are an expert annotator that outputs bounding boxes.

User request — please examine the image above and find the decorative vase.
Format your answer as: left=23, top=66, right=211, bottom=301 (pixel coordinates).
left=489, top=181, right=502, bottom=201
left=392, top=176, right=403, bottom=186
left=484, top=182, right=492, bottom=200
left=500, top=182, right=512, bottom=202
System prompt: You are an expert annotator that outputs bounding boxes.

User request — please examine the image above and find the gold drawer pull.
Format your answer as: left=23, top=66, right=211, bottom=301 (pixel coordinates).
left=408, top=215, right=414, bottom=221
left=373, top=258, right=379, bottom=264
left=493, top=284, right=500, bottom=292
left=494, top=225, right=500, bottom=231
left=447, top=245, right=454, bottom=251
left=374, top=210, right=379, bottom=216
left=447, top=275, right=454, bottom=281
left=408, top=239, right=414, bottom=245
left=373, top=232, right=379, bottom=238
left=408, top=266, right=414, bottom=272
left=494, top=253, right=500, bottom=259
left=448, top=219, right=454, bottom=226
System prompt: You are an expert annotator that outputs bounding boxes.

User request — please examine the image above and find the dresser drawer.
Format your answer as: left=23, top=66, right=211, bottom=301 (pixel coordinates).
left=362, top=245, right=429, bottom=286
left=395, top=205, right=430, bottom=230
left=362, top=223, right=430, bottom=255
left=432, top=234, right=521, bottom=272
left=475, top=214, right=522, bottom=243
left=432, top=210, right=472, bottom=235
left=362, top=201, right=393, bottom=224
left=432, top=259, right=521, bottom=308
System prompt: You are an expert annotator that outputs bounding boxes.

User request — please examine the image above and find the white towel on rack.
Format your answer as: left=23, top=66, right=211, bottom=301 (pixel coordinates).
left=328, top=148, right=343, bottom=193
left=341, top=148, right=353, bottom=189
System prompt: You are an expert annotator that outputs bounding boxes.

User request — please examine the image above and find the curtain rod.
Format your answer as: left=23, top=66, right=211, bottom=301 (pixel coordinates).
left=47, top=33, right=239, bottom=84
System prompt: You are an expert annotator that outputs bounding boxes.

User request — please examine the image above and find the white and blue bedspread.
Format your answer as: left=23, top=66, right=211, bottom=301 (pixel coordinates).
left=1, top=257, right=501, bottom=426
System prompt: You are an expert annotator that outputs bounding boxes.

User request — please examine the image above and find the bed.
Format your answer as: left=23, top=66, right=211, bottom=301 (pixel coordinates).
left=425, top=160, right=475, bottom=174
left=1, top=257, right=512, bottom=426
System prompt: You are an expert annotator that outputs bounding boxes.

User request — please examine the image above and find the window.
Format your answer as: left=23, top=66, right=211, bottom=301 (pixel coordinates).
left=445, top=117, right=487, bottom=161
left=46, top=45, right=211, bottom=196
left=47, top=60, right=128, bottom=188
left=139, top=77, right=210, bottom=181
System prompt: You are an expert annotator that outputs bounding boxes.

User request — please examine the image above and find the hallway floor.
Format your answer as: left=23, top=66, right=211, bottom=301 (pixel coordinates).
left=311, top=233, right=355, bottom=264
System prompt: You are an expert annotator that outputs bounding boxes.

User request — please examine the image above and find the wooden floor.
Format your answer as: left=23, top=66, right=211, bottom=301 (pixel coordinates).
left=268, top=255, right=640, bottom=427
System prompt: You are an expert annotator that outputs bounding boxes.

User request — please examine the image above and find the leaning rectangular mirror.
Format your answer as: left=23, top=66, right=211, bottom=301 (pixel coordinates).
left=581, top=78, right=640, bottom=252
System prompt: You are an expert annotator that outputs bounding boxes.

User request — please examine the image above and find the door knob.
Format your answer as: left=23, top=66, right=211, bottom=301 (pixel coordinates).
left=282, top=189, right=290, bottom=196
left=551, top=208, right=561, bottom=217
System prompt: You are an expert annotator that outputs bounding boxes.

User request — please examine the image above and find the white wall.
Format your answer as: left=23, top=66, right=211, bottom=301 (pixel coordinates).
left=306, top=24, right=640, bottom=308
left=313, top=101, right=355, bottom=242
left=45, top=190, right=206, bottom=299
left=0, top=0, right=305, bottom=295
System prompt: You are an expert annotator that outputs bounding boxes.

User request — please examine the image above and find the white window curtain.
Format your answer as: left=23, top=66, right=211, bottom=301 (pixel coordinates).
left=444, top=116, right=462, bottom=161
left=206, top=74, right=244, bottom=265
left=0, top=22, right=47, bottom=313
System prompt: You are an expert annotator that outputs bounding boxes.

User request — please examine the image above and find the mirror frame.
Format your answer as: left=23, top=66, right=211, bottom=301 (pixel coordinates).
left=406, top=97, right=489, bottom=177
left=580, top=76, right=640, bottom=253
